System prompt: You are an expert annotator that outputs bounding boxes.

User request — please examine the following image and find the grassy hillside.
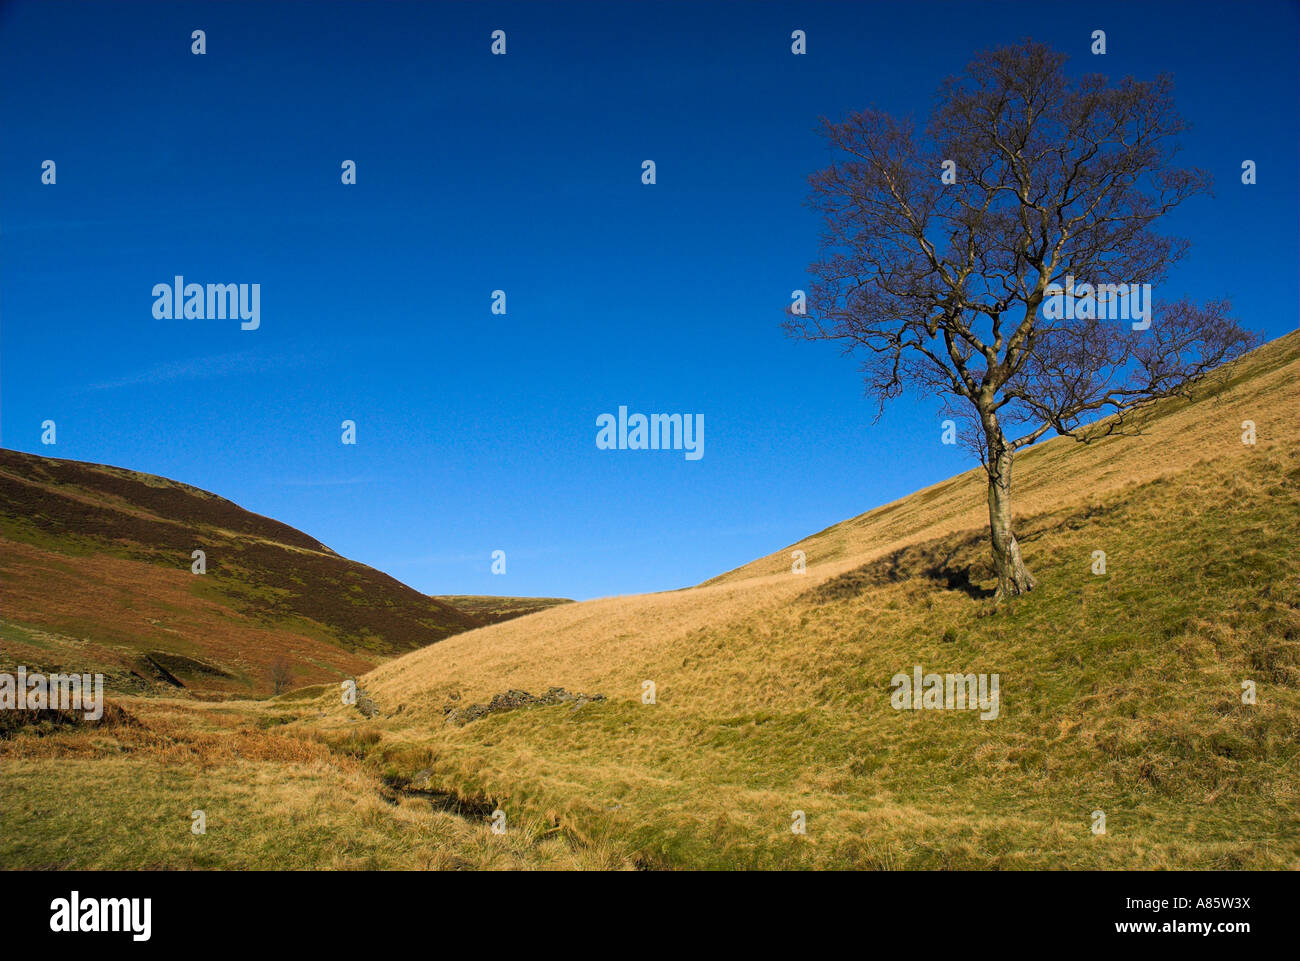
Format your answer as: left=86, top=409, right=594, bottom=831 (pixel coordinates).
left=343, top=331, right=1300, bottom=868
left=3, top=333, right=1296, bottom=869
left=431, top=595, right=574, bottom=625
left=0, top=450, right=481, bottom=695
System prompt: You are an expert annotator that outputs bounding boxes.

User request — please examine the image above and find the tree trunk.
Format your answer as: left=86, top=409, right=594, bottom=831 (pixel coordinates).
left=983, top=417, right=1036, bottom=600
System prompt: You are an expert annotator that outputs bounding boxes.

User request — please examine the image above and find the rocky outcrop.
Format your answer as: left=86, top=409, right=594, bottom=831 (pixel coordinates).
left=443, top=687, right=605, bottom=726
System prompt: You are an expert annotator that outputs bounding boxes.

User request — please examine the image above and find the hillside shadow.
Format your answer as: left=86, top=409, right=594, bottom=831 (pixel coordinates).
left=921, top=553, right=995, bottom=599
left=805, top=500, right=1121, bottom=604
left=809, top=530, right=994, bottom=602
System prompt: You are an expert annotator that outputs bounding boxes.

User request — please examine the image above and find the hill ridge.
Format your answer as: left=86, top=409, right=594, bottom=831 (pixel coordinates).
left=0, top=448, right=482, bottom=694
left=338, top=330, right=1297, bottom=869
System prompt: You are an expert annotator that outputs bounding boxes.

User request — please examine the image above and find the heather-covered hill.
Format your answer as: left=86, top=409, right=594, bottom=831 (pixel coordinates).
left=0, top=449, right=481, bottom=694
left=3, top=334, right=1296, bottom=869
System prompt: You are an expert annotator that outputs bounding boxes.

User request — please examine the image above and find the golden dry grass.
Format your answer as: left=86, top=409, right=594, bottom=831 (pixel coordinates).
left=4, top=333, right=1297, bottom=869
left=0, top=696, right=630, bottom=869
left=365, top=335, right=1298, bottom=713
left=344, top=332, right=1299, bottom=869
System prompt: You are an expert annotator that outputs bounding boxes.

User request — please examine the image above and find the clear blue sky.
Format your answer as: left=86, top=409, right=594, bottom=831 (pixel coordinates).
left=2, top=1, right=1296, bottom=600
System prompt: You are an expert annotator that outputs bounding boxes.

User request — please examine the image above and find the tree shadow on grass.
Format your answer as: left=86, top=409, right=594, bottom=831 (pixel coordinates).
left=808, top=530, right=995, bottom=602
left=803, top=499, right=1121, bottom=604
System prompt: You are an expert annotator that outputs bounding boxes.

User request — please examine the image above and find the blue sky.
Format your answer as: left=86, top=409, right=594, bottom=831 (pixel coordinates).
left=2, top=1, right=1296, bottom=600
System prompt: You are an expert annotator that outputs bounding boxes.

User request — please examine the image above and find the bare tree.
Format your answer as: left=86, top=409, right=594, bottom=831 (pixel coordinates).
left=270, top=656, right=294, bottom=695
left=787, top=41, right=1256, bottom=600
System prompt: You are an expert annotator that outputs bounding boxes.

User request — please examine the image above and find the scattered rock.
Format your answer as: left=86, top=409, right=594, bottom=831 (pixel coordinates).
left=0, top=701, right=141, bottom=738
left=355, top=688, right=380, bottom=718
left=410, top=768, right=435, bottom=790
left=444, top=686, right=605, bottom=726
